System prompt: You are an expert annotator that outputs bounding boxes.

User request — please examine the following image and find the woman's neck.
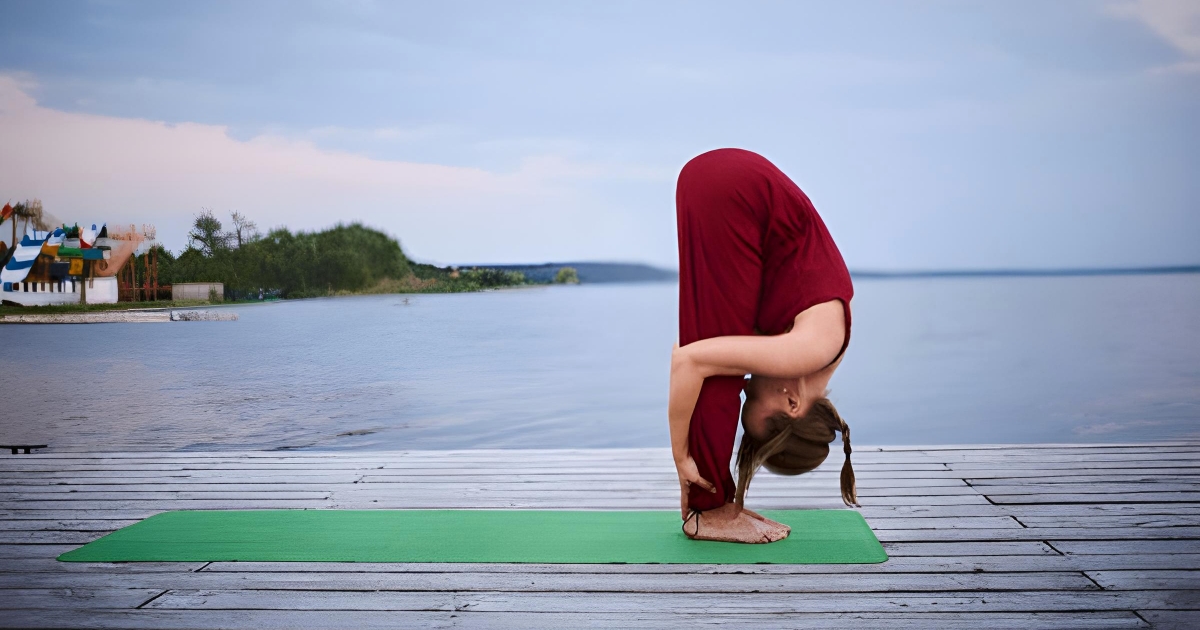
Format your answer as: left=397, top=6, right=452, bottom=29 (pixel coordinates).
left=747, top=363, right=838, bottom=414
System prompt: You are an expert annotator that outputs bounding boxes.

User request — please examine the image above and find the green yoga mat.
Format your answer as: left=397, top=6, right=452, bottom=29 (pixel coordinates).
left=58, top=509, right=887, bottom=564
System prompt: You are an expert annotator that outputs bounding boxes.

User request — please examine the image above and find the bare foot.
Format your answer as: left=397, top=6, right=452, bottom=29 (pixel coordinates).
left=741, top=507, right=791, bottom=538
left=682, top=503, right=789, bottom=544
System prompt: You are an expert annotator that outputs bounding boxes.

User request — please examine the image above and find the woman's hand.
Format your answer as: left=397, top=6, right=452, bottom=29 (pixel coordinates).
left=674, top=454, right=715, bottom=520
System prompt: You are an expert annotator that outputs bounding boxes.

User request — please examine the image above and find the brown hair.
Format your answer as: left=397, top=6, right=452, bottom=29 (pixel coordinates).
left=734, top=397, right=858, bottom=507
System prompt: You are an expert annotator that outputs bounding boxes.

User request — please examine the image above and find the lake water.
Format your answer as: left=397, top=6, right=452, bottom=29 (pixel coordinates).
left=1, top=274, right=1197, bottom=451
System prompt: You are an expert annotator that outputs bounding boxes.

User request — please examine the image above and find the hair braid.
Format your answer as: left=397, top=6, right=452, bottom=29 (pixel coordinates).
left=838, top=416, right=858, bottom=507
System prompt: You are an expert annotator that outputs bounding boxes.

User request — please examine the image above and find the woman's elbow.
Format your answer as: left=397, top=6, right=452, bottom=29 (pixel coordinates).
left=671, top=345, right=712, bottom=379
left=671, top=345, right=693, bottom=373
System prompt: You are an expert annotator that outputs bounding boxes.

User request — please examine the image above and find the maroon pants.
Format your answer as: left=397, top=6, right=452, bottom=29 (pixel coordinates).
left=676, top=149, right=853, bottom=511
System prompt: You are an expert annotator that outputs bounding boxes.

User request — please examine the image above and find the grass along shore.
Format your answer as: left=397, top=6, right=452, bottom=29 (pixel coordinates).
left=0, top=299, right=234, bottom=316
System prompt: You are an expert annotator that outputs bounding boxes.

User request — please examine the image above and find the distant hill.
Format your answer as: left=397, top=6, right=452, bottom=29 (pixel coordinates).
left=454, top=263, right=1200, bottom=285
left=467, top=262, right=678, bottom=284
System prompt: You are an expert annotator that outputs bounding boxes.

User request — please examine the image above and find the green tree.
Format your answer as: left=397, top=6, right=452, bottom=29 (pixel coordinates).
left=187, top=208, right=230, bottom=256
left=554, top=267, right=580, bottom=284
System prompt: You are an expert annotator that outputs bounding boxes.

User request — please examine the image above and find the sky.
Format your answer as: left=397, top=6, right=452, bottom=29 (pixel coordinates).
left=0, top=0, right=1196, bottom=270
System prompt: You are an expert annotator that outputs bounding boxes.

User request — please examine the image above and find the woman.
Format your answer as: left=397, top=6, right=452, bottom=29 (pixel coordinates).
left=669, top=148, right=857, bottom=544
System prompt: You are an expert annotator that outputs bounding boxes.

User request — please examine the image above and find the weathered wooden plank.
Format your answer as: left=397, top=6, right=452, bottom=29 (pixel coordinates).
left=344, top=497, right=989, bottom=508
left=0, top=461, right=928, bottom=472
left=0, top=510, right=169, bottom=521
left=0, top=544, right=77, bottom=559
left=1052, top=540, right=1200, bottom=555
left=946, top=461, right=1200, bottom=470
left=0, top=476, right=972, bottom=489
left=984, top=492, right=1200, bottom=504
left=23, top=555, right=1200, bottom=578
left=960, top=472, right=1200, bottom=483
left=872, top=527, right=1200, bottom=543
left=0, top=496, right=987, bottom=510
left=0, top=519, right=140, bottom=531
left=0, top=609, right=1153, bottom=630
left=883, top=541, right=1057, bottom=556
left=0, top=557, right=1104, bottom=576
left=0, top=485, right=975, bottom=501
left=970, top=483, right=1200, bottom=494
left=0, top=559, right=207, bottom=574
left=5, top=458, right=1191, bottom=475
left=0, top=587, right=163, bottom=609
left=934, top=454, right=1200, bottom=463
left=189, top=553, right=1200, bottom=574
left=1136, top=610, right=1200, bottom=630
left=142, top=589, right=1200, bottom=613
left=0, top=500, right=334, bottom=511
left=1002, top=504, right=1200, bottom=518
left=1087, top=570, right=1200, bottom=591
left=0, top=531, right=109, bottom=544
left=1015, top=515, right=1199, bottom=529
left=965, top=474, right=1200, bottom=484
left=0, top=503, right=1021, bottom=522
left=9, top=445, right=1162, bottom=460
left=352, top=483, right=975, bottom=495
left=0, top=491, right=330, bottom=501
left=0, top=571, right=1102, bottom=593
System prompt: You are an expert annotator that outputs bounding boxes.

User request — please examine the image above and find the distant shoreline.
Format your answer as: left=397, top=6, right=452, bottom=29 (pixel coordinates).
left=465, top=262, right=1200, bottom=282
left=461, top=262, right=678, bottom=284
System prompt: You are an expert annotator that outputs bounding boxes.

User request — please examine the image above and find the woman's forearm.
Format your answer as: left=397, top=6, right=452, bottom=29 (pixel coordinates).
left=668, top=346, right=706, bottom=463
left=683, top=305, right=845, bottom=379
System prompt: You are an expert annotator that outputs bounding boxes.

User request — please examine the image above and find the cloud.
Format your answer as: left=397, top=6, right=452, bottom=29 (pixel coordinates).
left=1107, top=0, right=1200, bottom=73
left=0, top=74, right=670, bottom=264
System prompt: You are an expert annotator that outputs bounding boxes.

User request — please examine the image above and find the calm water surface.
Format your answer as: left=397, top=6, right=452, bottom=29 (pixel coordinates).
left=1, top=274, right=1197, bottom=451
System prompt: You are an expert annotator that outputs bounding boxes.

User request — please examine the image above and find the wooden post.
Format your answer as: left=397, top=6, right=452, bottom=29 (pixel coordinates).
left=79, top=260, right=88, bottom=304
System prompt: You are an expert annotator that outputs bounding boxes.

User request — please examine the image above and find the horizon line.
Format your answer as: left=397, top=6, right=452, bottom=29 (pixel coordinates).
left=453, top=261, right=1200, bottom=279
left=849, top=265, right=1200, bottom=279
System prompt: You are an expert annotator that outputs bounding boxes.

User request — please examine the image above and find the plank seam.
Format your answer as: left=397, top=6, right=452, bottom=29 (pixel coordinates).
left=135, top=590, right=168, bottom=609
left=1081, top=571, right=1106, bottom=591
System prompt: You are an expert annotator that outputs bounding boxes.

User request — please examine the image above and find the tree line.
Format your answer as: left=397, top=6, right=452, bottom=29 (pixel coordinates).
left=147, top=210, right=575, bottom=299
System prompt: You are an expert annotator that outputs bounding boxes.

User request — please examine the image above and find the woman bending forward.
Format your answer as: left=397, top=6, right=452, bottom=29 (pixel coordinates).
left=670, top=148, right=857, bottom=544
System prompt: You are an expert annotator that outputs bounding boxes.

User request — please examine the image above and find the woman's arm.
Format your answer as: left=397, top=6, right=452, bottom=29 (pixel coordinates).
left=669, top=342, right=717, bottom=518
left=679, top=300, right=845, bottom=380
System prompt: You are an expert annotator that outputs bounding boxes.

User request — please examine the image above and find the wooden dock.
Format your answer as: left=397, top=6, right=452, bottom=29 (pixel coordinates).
left=1, top=444, right=1197, bottom=628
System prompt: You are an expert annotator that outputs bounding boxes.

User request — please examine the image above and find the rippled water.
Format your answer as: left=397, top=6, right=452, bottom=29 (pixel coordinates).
left=1, top=274, right=1197, bottom=451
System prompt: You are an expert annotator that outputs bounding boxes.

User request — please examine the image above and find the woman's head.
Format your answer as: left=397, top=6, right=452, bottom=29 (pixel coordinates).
left=736, top=389, right=858, bottom=507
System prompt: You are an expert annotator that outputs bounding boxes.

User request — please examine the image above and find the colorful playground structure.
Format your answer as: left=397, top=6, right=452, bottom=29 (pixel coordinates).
left=0, top=203, right=164, bottom=306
